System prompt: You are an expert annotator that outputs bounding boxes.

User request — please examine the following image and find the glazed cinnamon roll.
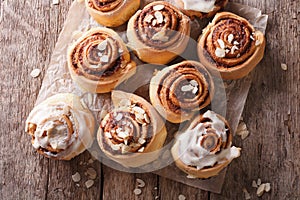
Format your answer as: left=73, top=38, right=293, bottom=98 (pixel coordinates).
left=198, top=12, right=266, bottom=80
left=25, top=93, right=96, bottom=160
left=174, top=0, right=228, bottom=18
left=127, top=1, right=191, bottom=64
left=97, top=90, right=167, bottom=167
left=68, top=28, right=136, bottom=93
left=149, top=60, right=214, bottom=123
left=85, top=0, right=140, bottom=27
left=171, top=110, right=241, bottom=178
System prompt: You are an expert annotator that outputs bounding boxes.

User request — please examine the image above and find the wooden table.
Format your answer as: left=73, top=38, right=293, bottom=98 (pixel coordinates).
left=1, top=0, right=299, bottom=199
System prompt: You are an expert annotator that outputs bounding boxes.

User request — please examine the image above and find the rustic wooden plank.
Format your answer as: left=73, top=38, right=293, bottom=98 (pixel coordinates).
left=210, top=0, right=300, bottom=199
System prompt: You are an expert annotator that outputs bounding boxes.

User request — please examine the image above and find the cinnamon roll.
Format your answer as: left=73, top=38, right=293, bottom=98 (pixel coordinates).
left=171, top=110, right=241, bottom=178
left=127, top=1, right=191, bottom=64
left=174, top=0, right=228, bottom=18
left=149, top=60, right=214, bottom=123
left=68, top=28, right=136, bottom=93
left=25, top=93, right=96, bottom=160
left=97, top=90, right=167, bottom=167
left=197, top=12, right=266, bottom=80
left=85, top=0, right=140, bottom=27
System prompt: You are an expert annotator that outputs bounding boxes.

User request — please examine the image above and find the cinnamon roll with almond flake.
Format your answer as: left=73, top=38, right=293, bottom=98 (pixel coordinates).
left=85, top=0, right=140, bottom=27
left=25, top=93, right=96, bottom=160
left=68, top=28, right=136, bottom=93
left=171, top=110, right=241, bottom=178
left=149, top=60, right=214, bottom=123
left=97, top=90, right=167, bottom=168
left=127, top=1, right=191, bottom=64
left=198, top=12, right=266, bottom=80
left=174, top=0, right=228, bottom=19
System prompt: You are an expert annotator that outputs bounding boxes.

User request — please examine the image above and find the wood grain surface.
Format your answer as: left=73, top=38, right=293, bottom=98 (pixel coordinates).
left=0, top=0, right=299, bottom=199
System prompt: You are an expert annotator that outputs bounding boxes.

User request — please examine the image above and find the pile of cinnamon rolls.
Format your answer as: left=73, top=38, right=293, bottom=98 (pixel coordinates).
left=25, top=0, right=265, bottom=179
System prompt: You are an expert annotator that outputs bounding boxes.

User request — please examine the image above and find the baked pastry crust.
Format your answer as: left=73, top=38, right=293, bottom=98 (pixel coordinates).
left=174, top=0, right=228, bottom=18
left=68, top=27, right=136, bottom=93
left=25, top=93, right=96, bottom=160
left=149, top=60, right=214, bottom=123
left=127, top=1, right=191, bottom=64
left=97, top=90, right=167, bottom=168
left=197, top=12, right=266, bottom=80
left=85, top=0, right=140, bottom=27
left=171, top=110, right=241, bottom=178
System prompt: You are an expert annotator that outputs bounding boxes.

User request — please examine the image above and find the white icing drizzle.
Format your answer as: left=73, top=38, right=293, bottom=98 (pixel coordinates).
left=182, top=0, right=216, bottom=13
left=177, top=110, right=240, bottom=170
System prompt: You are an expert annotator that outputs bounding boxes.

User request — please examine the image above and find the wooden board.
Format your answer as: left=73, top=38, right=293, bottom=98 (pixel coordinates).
left=0, top=0, right=299, bottom=199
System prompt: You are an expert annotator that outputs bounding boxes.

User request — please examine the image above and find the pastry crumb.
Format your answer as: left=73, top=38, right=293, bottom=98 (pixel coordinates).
left=71, top=172, right=81, bottom=183
left=265, top=183, right=271, bottom=192
left=242, top=188, right=251, bottom=200
left=178, top=194, right=186, bottom=200
left=256, top=183, right=266, bottom=197
left=281, top=63, right=288, bottom=71
left=86, top=167, right=97, bottom=180
left=236, top=121, right=249, bottom=140
left=136, top=178, right=145, bottom=188
left=30, top=69, right=41, bottom=78
left=257, top=178, right=262, bottom=186
left=85, top=180, right=94, bottom=189
left=252, top=180, right=258, bottom=188
left=133, top=188, right=142, bottom=195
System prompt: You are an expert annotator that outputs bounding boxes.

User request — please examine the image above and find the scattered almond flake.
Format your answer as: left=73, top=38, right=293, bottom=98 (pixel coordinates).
left=178, top=194, right=186, bottom=200
left=144, top=114, right=150, bottom=123
left=115, top=113, right=123, bottom=121
left=52, top=0, right=59, bottom=5
left=72, top=30, right=83, bottom=40
left=189, top=80, right=198, bottom=87
left=281, top=63, right=288, bottom=71
left=86, top=168, right=97, bottom=179
left=154, top=187, right=158, bottom=190
left=88, top=158, right=94, bottom=164
left=152, top=31, right=169, bottom=42
left=231, top=45, right=239, bottom=54
left=97, top=40, right=108, bottom=51
left=187, top=174, right=197, bottom=179
left=264, top=183, right=271, bottom=192
left=124, top=139, right=128, bottom=145
left=225, top=49, right=230, bottom=54
left=215, top=47, right=226, bottom=58
left=85, top=180, right=94, bottom=189
left=255, top=39, right=261, bottom=46
left=257, top=178, right=262, bottom=186
left=76, top=183, right=80, bottom=187
left=111, top=144, right=121, bottom=151
left=233, top=41, right=240, bottom=45
left=79, top=161, right=83, bottom=165
left=138, top=138, right=146, bottom=145
left=138, top=147, right=145, bottom=153
left=118, top=48, right=124, bottom=53
left=155, top=196, right=159, bottom=200
left=181, top=84, right=194, bottom=92
left=100, top=55, right=109, bottom=63
left=136, top=178, right=146, bottom=188
left=133, top=106, right=145, bottom=114
left=237, top=122, right=247, bottom=132
left=145, top=14, right=154, bottom=23
left=240, top=130, right=250, bottom=140
left=227, top=34, right=234, bottom=44
left=192, top=86, right=198, bottom=94
left=252, top=180, right=258, bottom=188
left=242, top=188, right=251, bottom=200
left=105, top=132, right=112, bottom=139
left=237, top=53, right=241, bottom=58
left=71, top=172, right=81, bottom=182
left=30, top=69, right=41, bottom=78
left=97, top=52, right=103, bottom=57
left=133, top=188, right=142, bottom=195
left=153, top=4, right=164, bottom=11
left=152, top=19, right=157, bottom=26
left=217, top=39, right=226, bottom=49
left=90, top=64, right=101, bottom=69
left=256, top=183, right=266, bottom=197
left=154, top=11, right=164, bottom=24
left=250, top=35, right=255, bottom=40
left=118, top=131, right=129, bottom=139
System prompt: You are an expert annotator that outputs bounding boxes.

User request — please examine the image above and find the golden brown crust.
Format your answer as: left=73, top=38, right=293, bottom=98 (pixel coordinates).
left=197, top=12, right=266, bottom=80
left=149, top=60, right=214, bottom=123
left=97, top=90, right=167, bottom=167
left=85, top=0, right=140, bottom=27
left=174, top=0, right=228, bottom=19
left=127, top=1, right=191, bottom=64
left=25, top=93, right=96, bottom=160
left=67, top=27, right=136, bottom=93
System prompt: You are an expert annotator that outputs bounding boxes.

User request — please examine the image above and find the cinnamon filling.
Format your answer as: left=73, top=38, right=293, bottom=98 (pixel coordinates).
left=88, top=0, right=122, bottom=12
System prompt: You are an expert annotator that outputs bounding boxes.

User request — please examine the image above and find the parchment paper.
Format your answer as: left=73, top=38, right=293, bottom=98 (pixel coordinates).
left=35, top=1, right=268, bottom=193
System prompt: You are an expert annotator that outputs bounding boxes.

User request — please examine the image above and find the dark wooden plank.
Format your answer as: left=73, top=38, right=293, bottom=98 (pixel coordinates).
left=210, top=0, right=300, bottom=199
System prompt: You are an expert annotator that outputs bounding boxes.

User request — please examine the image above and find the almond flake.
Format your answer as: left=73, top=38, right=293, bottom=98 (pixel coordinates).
left=138, top=147, right=145, bottom=152
left=250, top=35, right=255, bottom=40
left=178, top=194, right=186, bottom=200
left=252, top=180, right=258, bottom=188
left=85, top=180, right=94, bottom=189
left=192, top=86, right=198, bottom=94
left=231, top=46, right=239, bottom=54
left=90, top=64, right=101, bottom=69
left=138, top=138, right=146, bottom=144
left=281, top=63, right=288, bottom=71
left=86, top=168, right=97, bottom=179
left=30, top=69, right=41, bottom=78
left=233, top=41, right=239, bottom=45
left=132, top=106, right=145, bottom=114
left=186, top=174, right=197, bottom=179
left=145, top=14, right=154, bottom=23
left=71, top=172, right=81, bottom=182
left=215, top=47, right=226, bottom=58
left=144, top=114, right=150, bottom=123
left=265, top=183, right=271, bottom=192
left=152, top=19, right=157, bottom=26
left=237, top=53, right=241, bottom=58
left=118, top=48, right=124, bottom=53
left=255, top=39, right=261, bottom=46
left=136, top=178, right=146, bottom=188
left=189, top=80, right=198, bottom=87
left=97, top=40, right=107, bottom=51
left=225, top=49, right=230, bottom=54
left=100, top=55, right=109, bottom=63
left=133, top=188, right=142, bottom=195
left=153, top=4, right=164, bottom=11
left=154, top=11, right=163, bottom=24
left=217, top=39, right=225, bottom=49
left=257, top=178, right=262, bottom=186
left=181, top=85, right=194, bottom=92
left=227, top=34, right=234, bottom=44
left=121, top=145, right=131, bottom=153
left=118, top=131, right=129, bottom=138
left=111, top=144, right=121, bottom=151
left=256, top=184, right=266, bottom=197
left=115, top=113, right=123, bottom=121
